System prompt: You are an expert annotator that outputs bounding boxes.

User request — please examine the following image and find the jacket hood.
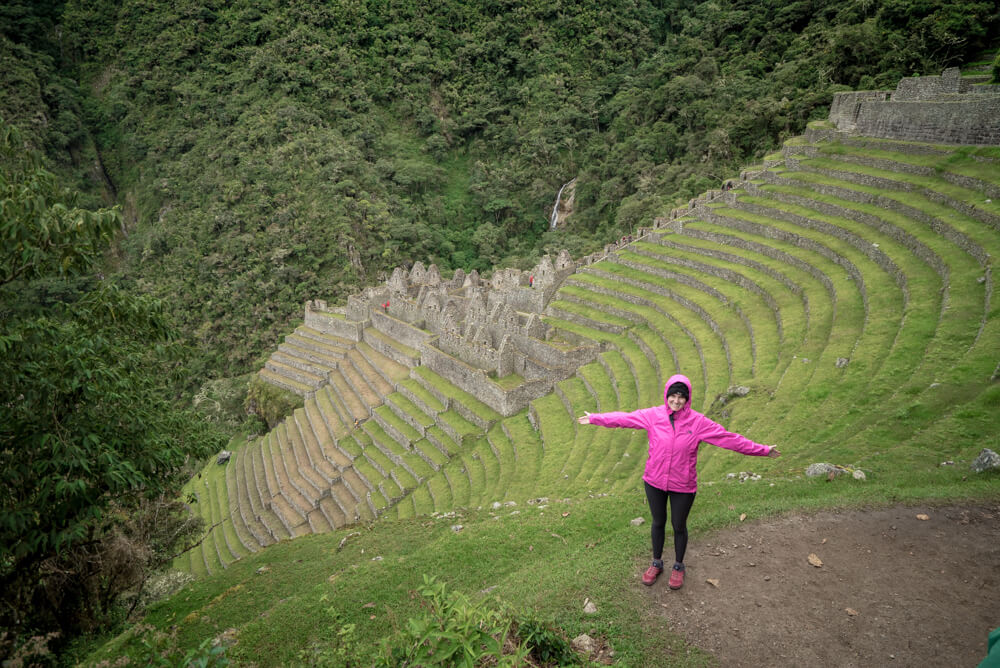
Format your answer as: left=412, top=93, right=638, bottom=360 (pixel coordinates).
left=664, top=374, right=693, bottom=410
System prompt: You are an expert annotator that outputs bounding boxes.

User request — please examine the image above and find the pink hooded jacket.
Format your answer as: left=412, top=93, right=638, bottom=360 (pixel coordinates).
left=587, top=374, right=772, bottom=493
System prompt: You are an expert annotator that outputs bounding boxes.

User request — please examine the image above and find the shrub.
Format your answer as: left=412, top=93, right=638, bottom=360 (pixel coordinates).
left=373, top=575, right=580, bottom=667
left=101, top=625, right=229, bottom=668
left=514, top=618, right=577, bottom=666
left=244, top=375, right=303, bottom=428
left=192, top=374, right=255, bottom=429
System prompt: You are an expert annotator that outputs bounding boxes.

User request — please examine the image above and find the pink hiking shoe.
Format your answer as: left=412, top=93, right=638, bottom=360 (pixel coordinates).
left=668, top=564, right=685, bottom=590
left=641, top=564, right=663, bottom=586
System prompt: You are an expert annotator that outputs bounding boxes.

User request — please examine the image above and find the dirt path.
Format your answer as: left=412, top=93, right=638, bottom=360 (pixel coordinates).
left=646, top=504, right=1000, bottom=667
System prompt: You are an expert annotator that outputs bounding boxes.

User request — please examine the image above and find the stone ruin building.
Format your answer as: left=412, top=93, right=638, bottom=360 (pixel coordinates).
left=261, top=250, right=600, bottom=417
left=827, top=66, right=1000, bottom=145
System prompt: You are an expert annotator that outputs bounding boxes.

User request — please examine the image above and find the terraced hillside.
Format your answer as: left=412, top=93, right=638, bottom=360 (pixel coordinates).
left=178, top=111, right=999, bottom=578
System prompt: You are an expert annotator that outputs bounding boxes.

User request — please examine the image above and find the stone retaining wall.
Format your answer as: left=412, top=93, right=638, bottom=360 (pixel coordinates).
left=680, top=225, right=836, bottom=307
left=396, top=384, right=441, bottom=423
left=569, top=272, right=715, bottom=383
left=654, top=235, right=807, bottom=302
left=627, top=329, right=663, bottom=382
left=305, top=301, right=365, bottom=341
left=362, top=329, right=416, bottom=368
left=596, top=355, right=623, bottom=407
left=892, top=68, right=987, bottom=101
left=560, top=288, right=644, bottom=325
left=828, top=91, right=891, bottom=131
left=588, top=261, right=736, bottom=367
left=371, top=310, right=431, bottom=350
left=373, top=410, right=415, bottom=450
left=336, top=367, right=372, bottom=415
left=265, top=360, right=321, bottom=388
left=633, top=244, right=784, bottom=344
left=436, top=329, right=512, bottom=376
left=546, top=301, right=628, bottom=334
left=816, top=150, right=1000, bottom=200
left=696, top=204, right=865, bottom=317
left=733, top=198, right=908, bottom=302
left=420, top=342, right=571, bottom=416
left=829, top=68, right=1000, bottom=145
left=782, top=161, right=1000, bottom=237
left=754, top=182, right=949, bottom=280
left=502, top=285, right=550, bottom=313
left=516, top=352, right=557, bottom=382
left=512, top=332, right=599, bottom=370
left=823, top=135, right=953, bottom=156
left=650, top=238, right=807, bottom=356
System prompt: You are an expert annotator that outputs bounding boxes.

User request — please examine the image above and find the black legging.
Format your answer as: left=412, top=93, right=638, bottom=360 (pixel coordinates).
left=644, top=481, right=697, bottom=564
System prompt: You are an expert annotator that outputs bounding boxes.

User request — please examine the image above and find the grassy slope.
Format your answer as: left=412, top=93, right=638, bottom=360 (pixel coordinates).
left=86, top=468, right=998, bottom=666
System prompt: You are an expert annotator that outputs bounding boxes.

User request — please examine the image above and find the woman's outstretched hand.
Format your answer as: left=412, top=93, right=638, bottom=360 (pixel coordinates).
left=767, top=446, right=781, bottom=458
left=577, top=412, right=592, bottom=425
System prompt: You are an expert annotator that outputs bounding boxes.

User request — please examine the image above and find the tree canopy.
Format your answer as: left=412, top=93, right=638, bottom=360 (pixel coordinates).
left=0, top=119, right=226, bottom=653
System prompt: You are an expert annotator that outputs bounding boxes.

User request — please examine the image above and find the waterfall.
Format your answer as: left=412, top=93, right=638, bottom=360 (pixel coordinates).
left=549, top=178, right=576, bottom=230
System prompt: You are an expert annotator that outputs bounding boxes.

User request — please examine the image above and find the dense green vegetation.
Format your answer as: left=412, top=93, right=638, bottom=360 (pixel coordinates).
left=3, top=0, right=996, bottom=383
left=0, top=119, right=227, bottom=661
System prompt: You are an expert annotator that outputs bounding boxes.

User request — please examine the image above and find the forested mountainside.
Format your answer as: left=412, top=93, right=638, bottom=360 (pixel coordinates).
left=2, top=0, right=996, bottom=381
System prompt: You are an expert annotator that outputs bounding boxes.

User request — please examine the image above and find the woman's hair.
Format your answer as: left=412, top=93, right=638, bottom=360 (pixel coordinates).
left=666, top=381, right=689, bottom=401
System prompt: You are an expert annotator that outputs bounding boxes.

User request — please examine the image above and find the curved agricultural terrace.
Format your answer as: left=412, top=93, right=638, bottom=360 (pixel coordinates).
left=178, top=127, right=1000, bottom=578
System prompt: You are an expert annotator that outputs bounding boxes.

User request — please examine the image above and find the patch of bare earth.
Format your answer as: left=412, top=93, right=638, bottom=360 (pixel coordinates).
left=646, top=504, right=1000, bottom=667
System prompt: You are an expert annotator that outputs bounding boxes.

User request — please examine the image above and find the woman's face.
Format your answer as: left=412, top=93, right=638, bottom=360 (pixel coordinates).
left=667, top=392, right=687, bottom=412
